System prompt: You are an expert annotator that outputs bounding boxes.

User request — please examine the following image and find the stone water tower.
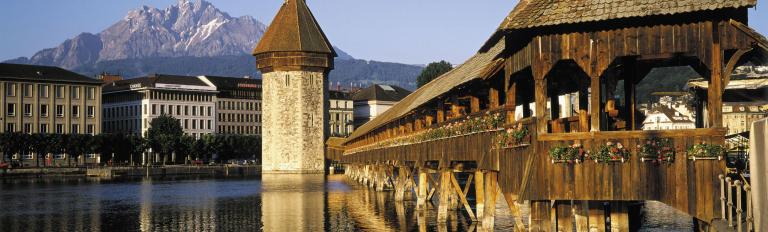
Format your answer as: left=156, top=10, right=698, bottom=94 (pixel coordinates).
left=253, top=0, right=335, bottom=173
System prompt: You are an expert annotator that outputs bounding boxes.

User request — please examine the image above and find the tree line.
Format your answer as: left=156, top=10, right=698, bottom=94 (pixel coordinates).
left=0, top=115, right=261, bottom=167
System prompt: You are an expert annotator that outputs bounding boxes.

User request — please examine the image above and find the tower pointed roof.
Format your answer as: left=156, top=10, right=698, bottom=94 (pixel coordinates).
left=253, top=0, right=335, bottom=56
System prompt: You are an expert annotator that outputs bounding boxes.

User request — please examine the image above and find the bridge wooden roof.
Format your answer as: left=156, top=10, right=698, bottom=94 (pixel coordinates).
left=252, top=0, right=335, bottom=56
left=345, top=40, right=505, bottom=143
left=499, top=0, right=756, bottom=30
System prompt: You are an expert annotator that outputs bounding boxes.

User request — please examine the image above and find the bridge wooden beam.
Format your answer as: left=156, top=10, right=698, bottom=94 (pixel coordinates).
left=482, top=171, right=499, bottom=230
left=417, top=167, right=428, bottom=211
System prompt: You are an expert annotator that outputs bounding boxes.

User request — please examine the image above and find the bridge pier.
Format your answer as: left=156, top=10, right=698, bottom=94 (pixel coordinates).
left=437, top=168, right=452, bottom=223
left=481, top=171, right=499, bottom=230
left=417, top=167, right=429, bottom=211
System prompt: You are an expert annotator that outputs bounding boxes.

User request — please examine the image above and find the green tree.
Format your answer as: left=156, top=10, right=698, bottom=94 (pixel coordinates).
left=64, top=134, right=90, bottom=166
left=416, top=60, right=453, bottom=88
left=147, top=114, right=183, bottom=165
left=0, top=133, right=16, bottom=162
left=175, top=135, right=195, bottom=164
left=128, top=135, right=148, bottom=166
left=31, top=134, right=55, bottom=167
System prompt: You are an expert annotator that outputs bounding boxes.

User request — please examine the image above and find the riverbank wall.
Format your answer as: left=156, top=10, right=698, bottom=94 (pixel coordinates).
left=1, top=166, right=260, bottom=178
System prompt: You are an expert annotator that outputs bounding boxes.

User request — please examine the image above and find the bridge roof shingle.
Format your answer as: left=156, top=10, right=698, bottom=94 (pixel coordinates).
left=345, top=40, right=505, bottom=143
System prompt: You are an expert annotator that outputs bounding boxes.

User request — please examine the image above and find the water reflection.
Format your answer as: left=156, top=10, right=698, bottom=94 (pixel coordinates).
left=0, top=176, right=694, bottom=231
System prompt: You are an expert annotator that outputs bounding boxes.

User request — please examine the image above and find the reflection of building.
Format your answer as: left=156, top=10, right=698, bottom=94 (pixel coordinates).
left=352, top=84, right=411, bottom=128
left=0, top=64, right=103, bottom=165
left=329, top=90, right=354, bottom=137
left=261, top=174, right=325, bottom=231
left=205, top=76, right=263, bottom=135
left=103, top=74, right=217, bottom=138
left=642, top=106, right=696, bottom=130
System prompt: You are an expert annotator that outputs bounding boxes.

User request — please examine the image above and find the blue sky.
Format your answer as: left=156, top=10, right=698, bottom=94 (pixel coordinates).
left=0, top=0, right=766, bottom=65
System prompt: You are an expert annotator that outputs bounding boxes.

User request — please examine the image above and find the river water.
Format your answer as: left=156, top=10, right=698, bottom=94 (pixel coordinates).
left=0, top=175, right=695, bottom=231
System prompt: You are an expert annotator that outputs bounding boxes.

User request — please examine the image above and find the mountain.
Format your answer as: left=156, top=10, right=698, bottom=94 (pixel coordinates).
left=2, top=0, right=420, bottom=90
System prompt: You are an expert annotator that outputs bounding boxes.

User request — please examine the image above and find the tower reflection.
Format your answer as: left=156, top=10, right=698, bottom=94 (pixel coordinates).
left=260, top=174, right=326, bottom=232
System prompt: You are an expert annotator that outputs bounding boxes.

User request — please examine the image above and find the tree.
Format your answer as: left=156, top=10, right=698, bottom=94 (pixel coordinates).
left=147, top=114, right=183, bottom=165
left=175, top=135, right=195, bottom=164
left=416, top=60, right=453, bottom=88
left=128, top=135, right=147, bottom=166
left=64, top=134, right=90, bottom=166
left=31, top=134, right=55, bottom=167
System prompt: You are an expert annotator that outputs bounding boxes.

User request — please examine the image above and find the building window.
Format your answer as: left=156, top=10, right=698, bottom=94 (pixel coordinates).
left=184, top=119, right=189, bottom=129
left=6, top=83, right=16, bottom=96
left=192, top=106, right=197, bottom=116
left=87, top=87, right=96, bottom=100
left=40, top=124, right=48, bottom=134
left=7, top=103, right=15, bottom=116
left=152, top=104, right=157, bottom=115
left=72, top=105, right=80, bottom=117
left=207, top=120, right=211, bottom=130
left=169, top=105, right=174, bottom=115
left=71, top=86, right=81, bottom=99
left=6, top=123, right=16, bottom=132
left=23, top=104, right=32, bottom=117
left=160, top=104, right=165, bottom=115
left=192, top=120, right=197, bottom=129
left=55, top=85, right=65, bottom=99
left=24, top=84, right=33, bottom=97
left=71, top=124, right=79, bottom=134
left=86, top=124, right=94, bottom=135
left=207, top=106, right=212, bottom=116
left=87, top=106, right=95, bottom=118
left=39, top=84, right=49, bottom=98
left=56, top=105, right=64, bottom=117
left=185, top=106, right=189, bottom=115
left=23, top=123, right=32, bottom=134
left=40, top=104, right=48, bottom=117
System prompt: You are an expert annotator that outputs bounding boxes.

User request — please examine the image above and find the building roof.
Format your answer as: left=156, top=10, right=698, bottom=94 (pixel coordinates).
left=103, top=74, right=214, bottom=92
left=351, top=84, right=412, bottom=102
left=499, top=0, right=756, bottom=30
left=330, top=90, right=352, bottom=100
left=204, top=76, right=262, bottom=91
left=0, top=63, right=102, bottom=84
left=252, top=0, right=335, bottom=56
left=645, top=106, right=695, bottom=124
left=345, top=40, right=505, bottom=143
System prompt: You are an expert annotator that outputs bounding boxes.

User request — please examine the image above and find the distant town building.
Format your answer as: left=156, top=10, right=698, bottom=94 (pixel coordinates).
left=723, top=104, right=768, bottom=135
left=0, top=63, right=103, bottom=163
left=689, top=65, right=768, bottom=135
left=98, top=73, right=124, bottom=85
left=102, top=74, right=217, bottom=138
left=205, top=76, right=262, bottom=135
left=641, top=106, right=696, bottom=130
left=352, top=84, right=412, bottom=128
left=329, top=90, right=354, bottom=137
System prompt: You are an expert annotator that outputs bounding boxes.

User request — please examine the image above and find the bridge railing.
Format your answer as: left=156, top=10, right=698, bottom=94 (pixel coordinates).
left=720, top=173, right=754, bottom=232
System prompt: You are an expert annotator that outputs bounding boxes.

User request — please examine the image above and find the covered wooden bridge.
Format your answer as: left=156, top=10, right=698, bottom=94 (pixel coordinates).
left=328, top=0, right=767, bottom=231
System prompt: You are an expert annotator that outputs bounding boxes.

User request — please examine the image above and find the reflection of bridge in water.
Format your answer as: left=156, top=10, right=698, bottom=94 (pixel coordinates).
left=327, top=0, right=768, bottom=231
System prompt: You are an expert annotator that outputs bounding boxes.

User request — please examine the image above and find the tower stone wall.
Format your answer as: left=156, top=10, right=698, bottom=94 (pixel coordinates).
left=261, top=71, right=327, bottom=173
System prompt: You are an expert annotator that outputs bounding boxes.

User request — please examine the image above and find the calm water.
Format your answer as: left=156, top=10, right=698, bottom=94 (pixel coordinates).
left=0, top=175, right=694, bottom=231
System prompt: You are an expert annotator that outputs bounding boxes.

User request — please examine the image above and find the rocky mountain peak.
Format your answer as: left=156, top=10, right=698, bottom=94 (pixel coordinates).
left=8, top=0, right=265, bottom=69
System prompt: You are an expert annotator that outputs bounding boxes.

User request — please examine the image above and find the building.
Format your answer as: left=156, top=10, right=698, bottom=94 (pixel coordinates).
left=253, top=0, right=335, bottom=173
left=351, top=84, right=411, bottom=128
left=102, top=74, right=217, bottom=138
left=205, top=76, right=263, bottom=135
left=329, top=90, right=354, bottom=137
left=641, top=106, right=696, bottom=130
left=689, top=65, right=768, bottom=135
left=0, top=63, right=103, bottom=164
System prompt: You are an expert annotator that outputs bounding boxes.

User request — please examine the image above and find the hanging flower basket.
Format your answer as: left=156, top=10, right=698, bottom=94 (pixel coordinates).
left=638, top=138, right=676, bottom=164
left=497, top=123, right=530, bottom=149
left=687, top=143, right=725, bottom=161
left=592, top=141, right=631, bottom=163
left=549, top=144, right=586, bottom=164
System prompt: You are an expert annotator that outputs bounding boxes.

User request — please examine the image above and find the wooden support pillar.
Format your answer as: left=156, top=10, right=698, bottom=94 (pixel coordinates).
left=708, top=22, right=724, bottom=128
left=534, top=78, right=548, bottom=134
left=437, top=101, right=446, bottom=124
left=507, top=81, right=517, bottom=124
left=470, top=95, right=481, bottom=113
left=609, top=202, right=629, bottom=232
left=450, top=172, right=477, bottom=221
left=590, top=77, right=601, bottom=132
left=417, top=167, right=428, bottom=211
left=530, top=201, right=552, bottom=232
left=450, top=95, right=461, bottom=119
left=555, top=201, right=574, bottom=232
left=475, top=171, right=485, bottom=220
left=482, top=171, right=498, bottom=230
left=587, top=201, right=607, bottom=232
left=437, top=168, right=452, bottom=223
left=489, top=87, right=500, bottom=109
left=501, top=192, right=527, bottom=231
left=574, top=201, right=590, bottom=232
